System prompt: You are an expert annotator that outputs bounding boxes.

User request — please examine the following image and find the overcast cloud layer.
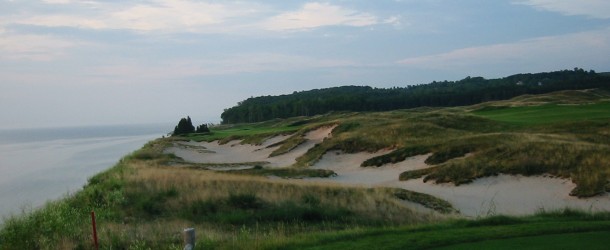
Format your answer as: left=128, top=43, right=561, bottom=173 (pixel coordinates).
left=1, top=0, right=609, bottom=129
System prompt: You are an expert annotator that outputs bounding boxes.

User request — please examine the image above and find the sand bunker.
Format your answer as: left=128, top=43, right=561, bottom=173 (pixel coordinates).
left=164, top=126, right=335, bottom=168
left=398, top=175, right=610, bottom=217
left=311, top=150, right=432, bottom=186
left=308, top=150, right=610, bottom=217
left=165, top=126, right=610, bottom=217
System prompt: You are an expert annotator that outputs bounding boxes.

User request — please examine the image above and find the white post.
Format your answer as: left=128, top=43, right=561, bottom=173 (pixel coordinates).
left=183, top=228, right=196, bottom=250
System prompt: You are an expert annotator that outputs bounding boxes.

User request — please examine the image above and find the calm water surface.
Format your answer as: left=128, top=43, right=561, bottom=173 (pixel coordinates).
left=0, top=124, right=169, bottom=221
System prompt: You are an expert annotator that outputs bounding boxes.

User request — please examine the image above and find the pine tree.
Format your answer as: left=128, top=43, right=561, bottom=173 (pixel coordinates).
left=172, top=116, right=195, bottom=136
left=195, top=124, right=210, bottom=133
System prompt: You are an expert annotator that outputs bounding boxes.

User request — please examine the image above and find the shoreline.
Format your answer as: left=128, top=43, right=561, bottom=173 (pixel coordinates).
left=0, top=129, right=163, bottom=221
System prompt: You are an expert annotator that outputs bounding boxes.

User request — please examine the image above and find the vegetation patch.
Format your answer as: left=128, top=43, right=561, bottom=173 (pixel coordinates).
left=269, top=134, right=307, bottom=157
left=178, top=120, right=305, bottom=144
left=406, top=135, right=610, bottom=197
left=391, top=188, right=458, bottom=214
left=184, top=162, right=271, bottom=169
left=226, top=167, right=337, bottom=178
left=183, top=193, right=354, bottom=225
left=399, top=167, right=437, bottom=181
left=362, top=146, right=430, bottom=167
left=473, top=102, right=610, bottom=125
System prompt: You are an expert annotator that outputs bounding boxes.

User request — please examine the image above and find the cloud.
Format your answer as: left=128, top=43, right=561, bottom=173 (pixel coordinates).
left=12, top=0, right=261, bottom=33
left=41, top=0, right=73, bottom=4
left=5, top=1, right=391, bottom=33
left=108, top=1, right=239, bottom=32
left=19, top=15, right=108, bottom=30
left=514, top=0, right=610, bottom=19
left=0, top=30, right=77, bottom=61
left=91, top=53, right=356, bottom=81
left=261, top=2, right=378, bottom=31
left=398, top=27, right=610, bottom=72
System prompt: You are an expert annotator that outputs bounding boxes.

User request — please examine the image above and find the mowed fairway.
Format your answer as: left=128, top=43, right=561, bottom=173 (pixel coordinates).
left=472, top=102, right=610, bottom=125
left=185, top=122, right=303, bottom=142
left=435, top=231, right=610, bottom=250
left=282, top=218, right=610, bottom=250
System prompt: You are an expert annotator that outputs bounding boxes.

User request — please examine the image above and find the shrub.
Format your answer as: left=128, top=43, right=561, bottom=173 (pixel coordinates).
left=228, top=193, right=262, bottom=210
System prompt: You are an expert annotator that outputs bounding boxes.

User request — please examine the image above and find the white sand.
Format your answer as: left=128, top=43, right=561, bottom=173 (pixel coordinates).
left=311, top=150, right=432, bottom=186
left=308, top=151, right=610, bottom=217
left=397, top=175, right=610, bottom=217
left=164, top=126, right=610, bottom=217
left=164, top=126, right=335, bottom=167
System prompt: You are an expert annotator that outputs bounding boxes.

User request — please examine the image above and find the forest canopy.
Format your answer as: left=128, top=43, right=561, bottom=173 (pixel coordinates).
left=221, top=69, right=610, bottom=124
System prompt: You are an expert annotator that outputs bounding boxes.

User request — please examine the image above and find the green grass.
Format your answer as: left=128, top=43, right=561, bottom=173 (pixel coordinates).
left=274, top=212, right=610, bottom=250
left=434, top=231, right=610, bottom=250
left=225, top=167, right=337, bottom=178
left=181, top=123, right=303, bottom=144
left=181, top=193, right=356, bottom=226
left=472, top=102, right=610, bottom=125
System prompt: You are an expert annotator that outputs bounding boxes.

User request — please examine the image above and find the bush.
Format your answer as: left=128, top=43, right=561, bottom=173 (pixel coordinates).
left=228, top=193, right=262, bottom=210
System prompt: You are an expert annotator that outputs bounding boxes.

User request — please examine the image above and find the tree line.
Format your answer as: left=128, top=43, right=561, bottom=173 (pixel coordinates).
left=221, top=68, right=610, bottom=124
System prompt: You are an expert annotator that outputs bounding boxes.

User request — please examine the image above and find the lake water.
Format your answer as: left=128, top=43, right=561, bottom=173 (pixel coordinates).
left=0, top=124, right=169, bottom=221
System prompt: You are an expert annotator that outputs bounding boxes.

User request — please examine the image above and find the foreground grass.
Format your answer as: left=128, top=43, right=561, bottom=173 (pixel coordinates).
left=272, top=211, right=610, bottom=250
left=435, top=231, right=610, bottom=250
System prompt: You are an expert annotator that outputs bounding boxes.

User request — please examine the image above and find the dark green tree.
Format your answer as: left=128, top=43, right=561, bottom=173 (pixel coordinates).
left=195, top=124, right=210, bottom=133
left=172, top=116, right=195, bottom=136
left=220, top=69, right=610, bottom=124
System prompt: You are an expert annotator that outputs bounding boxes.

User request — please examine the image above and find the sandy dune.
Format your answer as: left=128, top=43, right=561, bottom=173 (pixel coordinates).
left=309, top=150, right=610, bottom=217
left=398, top=175, right=610, bottom=217
left=164, top=126, right=610, bottom=217
left=165, top=126, right=334, bottom=168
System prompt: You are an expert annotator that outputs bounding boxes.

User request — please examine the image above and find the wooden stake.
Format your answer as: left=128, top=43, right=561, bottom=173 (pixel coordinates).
left=91, top=211, right=99, bottom=250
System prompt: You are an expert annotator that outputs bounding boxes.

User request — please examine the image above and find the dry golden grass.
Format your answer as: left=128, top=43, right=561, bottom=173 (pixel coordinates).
left=127, top=160, right=434, bottom=224
left=468, top=89, right=610, bottom=110
left=57, top=156, right=440, bottom=249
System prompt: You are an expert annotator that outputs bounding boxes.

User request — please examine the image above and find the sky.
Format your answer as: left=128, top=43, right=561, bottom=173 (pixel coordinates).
left=1, top=0, right=609, bottom=129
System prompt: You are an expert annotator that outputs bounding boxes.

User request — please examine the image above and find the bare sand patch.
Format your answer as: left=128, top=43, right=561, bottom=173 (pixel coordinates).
left=259, top=134, right=292, bottom=148
left=164, top=126, right=335, bottom=167
left=307, top=150, right=610, bottom=217
left=397, top=175, right=610, bottom=217
left=311, top=150, right=432, bottom=186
